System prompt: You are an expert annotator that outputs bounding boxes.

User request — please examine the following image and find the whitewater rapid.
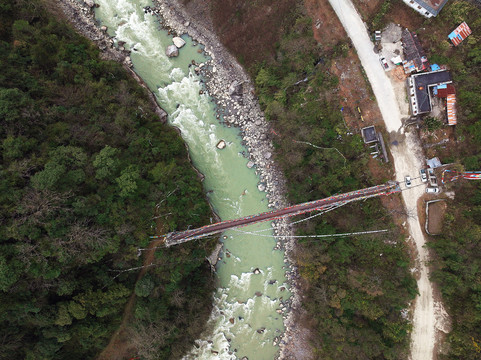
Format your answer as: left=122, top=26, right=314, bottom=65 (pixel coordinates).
left=93, top=0, right=290, bottom=358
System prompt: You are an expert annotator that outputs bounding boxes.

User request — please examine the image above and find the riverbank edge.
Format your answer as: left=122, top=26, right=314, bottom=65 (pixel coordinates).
left=55, top=0, right=223, bottom=225
left=55, top=0, right=307, bottom=358
left=150, top=1, right=308, bottom=357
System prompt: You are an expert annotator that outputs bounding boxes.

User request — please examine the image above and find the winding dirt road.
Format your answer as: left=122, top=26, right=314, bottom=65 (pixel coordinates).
left=326, top=0, right=447, bottom=359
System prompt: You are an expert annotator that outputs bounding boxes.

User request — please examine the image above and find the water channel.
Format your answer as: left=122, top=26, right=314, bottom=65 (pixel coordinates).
left=93, top=1, right=290, bottom=358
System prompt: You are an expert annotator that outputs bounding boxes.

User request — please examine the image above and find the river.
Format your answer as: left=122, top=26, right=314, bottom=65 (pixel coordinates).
left=93, top=0, right=290, bottom=358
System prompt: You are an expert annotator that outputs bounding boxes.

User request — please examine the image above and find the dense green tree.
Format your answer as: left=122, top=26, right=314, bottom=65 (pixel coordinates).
left=0, top=1, right=216, bottom=358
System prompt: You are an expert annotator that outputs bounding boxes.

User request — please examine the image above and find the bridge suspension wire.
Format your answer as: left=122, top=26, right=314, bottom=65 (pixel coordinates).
left=138, top=202, right=351, bottom=252
left=230, top=228, right=390, bottom=239
left=150, top=181, right=400, bottom=247
left=237, top=200, right=353, bottom=235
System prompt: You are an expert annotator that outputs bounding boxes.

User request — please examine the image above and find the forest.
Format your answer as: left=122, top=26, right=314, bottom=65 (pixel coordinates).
left=250, top=13, right=417, bottom=359
left=418, top=2, right=481, bottom=358
left=206, top=0, right=418, bottom=358
left=0, top=1, right=216, bottom=359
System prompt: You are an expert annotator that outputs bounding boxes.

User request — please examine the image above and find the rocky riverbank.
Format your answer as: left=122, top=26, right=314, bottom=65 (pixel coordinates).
left=56, top=0, right=168, bottom=122
left=56, top=0, right=309, bottom=358
left=151, top=1, right=309, bottom=358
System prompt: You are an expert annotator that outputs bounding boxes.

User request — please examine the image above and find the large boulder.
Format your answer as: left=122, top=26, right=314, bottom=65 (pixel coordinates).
left=172, top=36, right=186, bottom=48
left=228, top=80, right=243, bottom=97
left=165, top=45, right=179, bottom=57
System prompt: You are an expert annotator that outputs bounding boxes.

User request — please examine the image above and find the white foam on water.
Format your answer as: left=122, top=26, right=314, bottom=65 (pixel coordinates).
left=95, top=0, right=173, bottom=79
left=93, top=1, right=288, bottom=358
left=170, top=67, right=186, bottom=83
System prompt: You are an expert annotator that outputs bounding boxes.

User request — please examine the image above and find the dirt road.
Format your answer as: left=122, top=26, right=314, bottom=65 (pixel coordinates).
left=326, top=0, right=445, bottom=359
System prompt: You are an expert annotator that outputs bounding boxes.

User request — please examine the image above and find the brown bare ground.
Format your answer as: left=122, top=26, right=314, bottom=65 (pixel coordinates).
left=426, top=200, right=447, bottom=235
left=207, top=0, right=297, bottom=67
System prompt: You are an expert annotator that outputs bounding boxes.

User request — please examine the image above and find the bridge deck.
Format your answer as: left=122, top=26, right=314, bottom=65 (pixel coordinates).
left=161, top=181, right=400, bottom=246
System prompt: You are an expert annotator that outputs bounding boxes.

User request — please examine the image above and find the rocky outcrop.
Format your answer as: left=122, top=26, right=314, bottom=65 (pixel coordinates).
left=172, top=36, right=186, bottom=48
left=165, top=44, right=179, bottom=57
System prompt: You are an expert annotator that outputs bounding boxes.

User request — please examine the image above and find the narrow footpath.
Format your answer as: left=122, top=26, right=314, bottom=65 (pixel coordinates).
left=326, top=0, right=446, bottom=359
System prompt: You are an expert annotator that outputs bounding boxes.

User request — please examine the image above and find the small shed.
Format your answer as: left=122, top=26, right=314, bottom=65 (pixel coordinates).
left=427, top=157, right=442, bottom=169
left=361, top=126, right=377, bottom=144
left=449, top=22, right=472, bottom=46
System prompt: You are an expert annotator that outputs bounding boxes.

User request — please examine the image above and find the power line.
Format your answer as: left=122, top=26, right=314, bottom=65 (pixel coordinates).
left=231, top=228, right=390, bottom=239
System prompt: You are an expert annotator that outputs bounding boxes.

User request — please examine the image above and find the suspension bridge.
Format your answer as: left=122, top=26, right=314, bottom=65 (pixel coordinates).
left=152, top=181, right=401, bottom=247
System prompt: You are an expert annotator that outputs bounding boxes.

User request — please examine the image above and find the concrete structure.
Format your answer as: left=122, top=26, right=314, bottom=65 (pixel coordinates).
left=402, top=0, right=449, bottom=18
left=361, top=125, right=377, bottom=144
left=407, top=69, right=452, bottom=115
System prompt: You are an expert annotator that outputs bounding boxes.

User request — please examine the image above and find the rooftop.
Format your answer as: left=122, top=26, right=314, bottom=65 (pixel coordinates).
left=449, top=22, right=472, bottom=46
left=412, top=70, right=452, bottom=113
left=361, top=126, right=377, bottom=144
left=413, top=0, right=449, bottom=15
left=402, top=29, right=427, bottom=71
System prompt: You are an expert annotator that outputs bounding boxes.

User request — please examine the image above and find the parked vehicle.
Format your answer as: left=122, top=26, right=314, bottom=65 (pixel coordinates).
left=420, top=169, right=428, bottom=182
left=426, top=187, right=440, bottom=194
left=379, top=57, right=389, bottom=70
left=405, top=176, right=412, bottom=187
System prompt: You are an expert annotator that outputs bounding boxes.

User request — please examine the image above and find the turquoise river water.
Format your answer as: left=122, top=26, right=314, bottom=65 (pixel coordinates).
left=93, top=1, right=290, bottom=359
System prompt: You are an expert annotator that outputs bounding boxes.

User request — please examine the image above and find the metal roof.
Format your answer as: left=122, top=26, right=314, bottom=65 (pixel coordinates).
left=449, top=22, right=472, bottom=46
left=402, top=30, right=427, bottom=72
left=447, top=94, right=457, bottom=125
left=413, top=0, right=449, bottom=15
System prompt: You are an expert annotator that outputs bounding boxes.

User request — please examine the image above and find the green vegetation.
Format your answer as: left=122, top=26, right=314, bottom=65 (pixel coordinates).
left=370, top=0, right=392, bottom=31
left=0, top=1, right=215, bottom=359
left=250, top=10, right=416, bottom=360
left=418, top=2, right=481, bottom=358
left=423, top=116, right=442, bottom=132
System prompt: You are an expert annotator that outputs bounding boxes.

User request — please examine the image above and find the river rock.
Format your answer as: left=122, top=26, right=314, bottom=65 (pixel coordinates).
left=255, top=291, right=262, bottom=297
left=84, top=0, right=94, bottom=8
left=258, top=183, right=266, bottom=192
left=264, top=152, right=272, bottom=160
left=246, top=160, right=255, bottom=169
left=216, top=140, right=226, bottom=149
left=229, top=80, right=243, bottom=97
left=229, top=318, right=234, bottom=324
left=165, top=45, right=179, bottom=57
left=253, top=268, right=260, bottom=274
left=172, top=36, right=186, bottom=48
left=100, top=25, right=108, bottom=32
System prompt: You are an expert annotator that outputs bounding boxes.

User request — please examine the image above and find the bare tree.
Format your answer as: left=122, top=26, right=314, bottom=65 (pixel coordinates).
left=16, top=188, right=72, bottom=225
left=128, top=320, right=171, bottom=360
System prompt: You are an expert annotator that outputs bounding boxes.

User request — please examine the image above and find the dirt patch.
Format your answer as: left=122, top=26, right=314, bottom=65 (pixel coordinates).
left=351, top=0, right=383, bottom=21
left=352, top=0, right=426, bottom=32
left=384, top=1, right=425, bottom=31
left=426, top=200, right=447, bottom=235
left=207, top=0, right=297, bottom=67
left=330, top=50, right=385, bottom=131
left=304, top=0, right=347, bottom=47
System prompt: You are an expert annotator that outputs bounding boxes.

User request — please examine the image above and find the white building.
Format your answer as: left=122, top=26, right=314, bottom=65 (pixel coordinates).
left=402, top=0, right=449, bottom=18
